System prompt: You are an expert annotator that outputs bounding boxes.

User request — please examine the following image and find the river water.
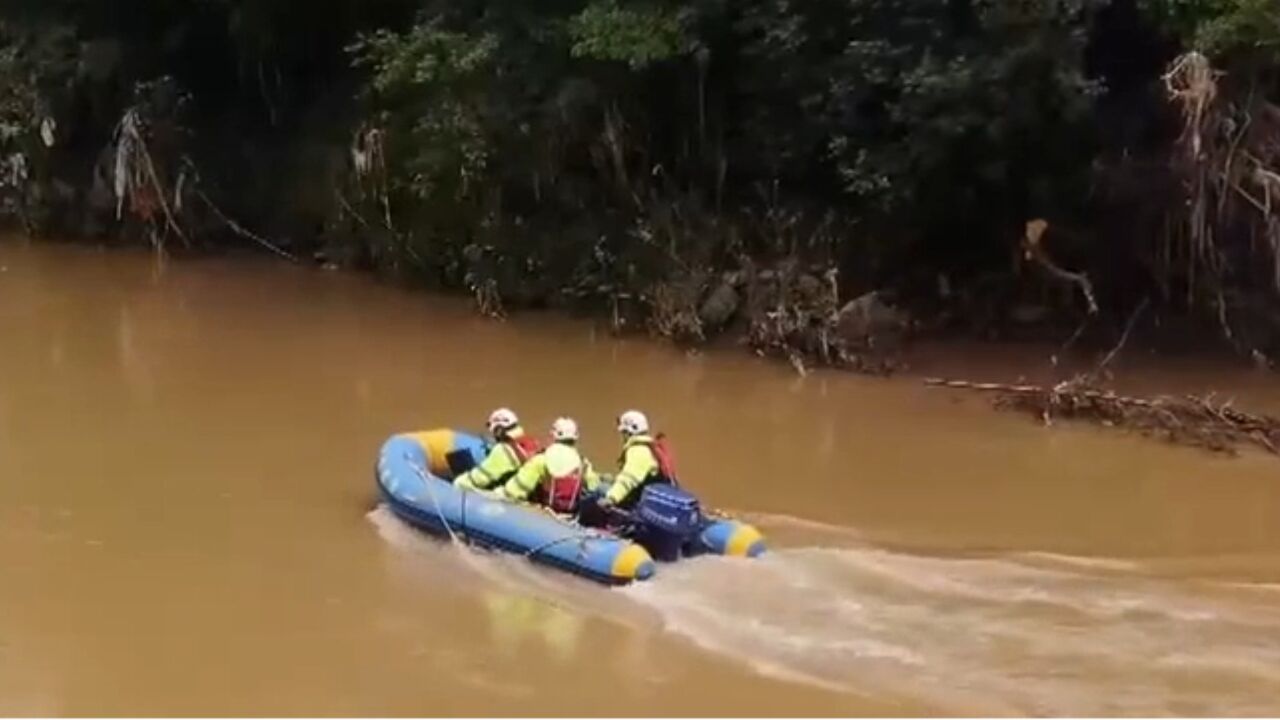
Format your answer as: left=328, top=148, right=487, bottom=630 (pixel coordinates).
left=3, top=239, right=1280, bottom=716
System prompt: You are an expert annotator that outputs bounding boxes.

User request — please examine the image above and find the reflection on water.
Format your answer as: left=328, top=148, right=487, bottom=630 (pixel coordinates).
left=483, top=594, right=584, bottom=662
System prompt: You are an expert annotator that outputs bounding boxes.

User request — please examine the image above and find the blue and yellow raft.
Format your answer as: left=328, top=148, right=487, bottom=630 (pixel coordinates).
left=375, top=429, right=765, bottom=584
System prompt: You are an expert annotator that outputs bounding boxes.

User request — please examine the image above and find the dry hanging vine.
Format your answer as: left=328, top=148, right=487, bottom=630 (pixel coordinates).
left=1161, top=51, right=1280, bottom=357
left=109, top=81, right=295, bottom=261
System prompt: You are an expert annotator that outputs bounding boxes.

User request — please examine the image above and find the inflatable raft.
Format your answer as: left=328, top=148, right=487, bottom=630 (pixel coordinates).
left=375, top=429, right=766, bottom=584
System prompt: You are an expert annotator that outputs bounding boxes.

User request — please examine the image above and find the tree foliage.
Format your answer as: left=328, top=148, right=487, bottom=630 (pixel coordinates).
left=568, top=1, right=690, bottom=68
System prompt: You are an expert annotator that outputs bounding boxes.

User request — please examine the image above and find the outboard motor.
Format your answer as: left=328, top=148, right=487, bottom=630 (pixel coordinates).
left=633, top=484, right=703, bottom=561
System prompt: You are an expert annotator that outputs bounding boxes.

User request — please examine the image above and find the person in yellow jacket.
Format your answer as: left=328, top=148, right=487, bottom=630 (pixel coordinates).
left=500, top=418, right=602, bottom=513
left=600, top=409, right=676, bottom=510
left=455, top=408, right=542, bottom=491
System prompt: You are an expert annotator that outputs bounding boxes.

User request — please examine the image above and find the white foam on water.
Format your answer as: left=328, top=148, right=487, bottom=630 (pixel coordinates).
left=1216, top=581, right=1280, bottom=594
left=1015, top=550, right=1144, bottom=573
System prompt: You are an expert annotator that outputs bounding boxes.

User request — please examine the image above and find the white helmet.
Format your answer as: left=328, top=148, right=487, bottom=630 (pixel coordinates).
left=551, top=417, right=579, bottom=442
left=617, top=409, right=649, bottom=436
left=487, top=407, right=520, bottom=434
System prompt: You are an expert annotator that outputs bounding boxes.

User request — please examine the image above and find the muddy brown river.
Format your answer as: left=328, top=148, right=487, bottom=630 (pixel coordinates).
left=3, top=239, right=1280, bottom=716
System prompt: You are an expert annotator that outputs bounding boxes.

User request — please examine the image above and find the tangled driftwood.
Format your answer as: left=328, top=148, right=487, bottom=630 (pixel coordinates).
left=926, top=377, right=1280, bottom=456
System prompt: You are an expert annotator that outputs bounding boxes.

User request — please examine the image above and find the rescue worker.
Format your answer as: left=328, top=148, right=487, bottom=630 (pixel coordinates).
left=454, top=408, right=542, bottom=492
left=598, top=409, right=678, bottom=511
left=499, top=417, right=602, bottom=513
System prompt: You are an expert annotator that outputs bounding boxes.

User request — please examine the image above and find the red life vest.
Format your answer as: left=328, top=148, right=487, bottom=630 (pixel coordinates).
left=532, top=443, right=587, bottom=513
left=544, top=466, right=584, bottom=514
left=490, top=434, right=542, bottom=484
left=621, top=434, right=679, bottom=486
left=503, top=434, right=542, bottom=465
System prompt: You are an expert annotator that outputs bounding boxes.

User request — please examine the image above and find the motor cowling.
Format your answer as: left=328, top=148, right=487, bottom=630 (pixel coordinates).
left=633, top=484, right=703, bottom=561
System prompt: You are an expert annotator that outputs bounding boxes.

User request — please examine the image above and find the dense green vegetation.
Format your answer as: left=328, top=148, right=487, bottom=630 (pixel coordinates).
left=1, top=0, right=1278, bottom=361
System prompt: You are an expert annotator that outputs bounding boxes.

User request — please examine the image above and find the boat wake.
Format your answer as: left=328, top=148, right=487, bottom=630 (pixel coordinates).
left=370, top=505, right=1280, bottom=715
left=624, top=544, right=1280, bottom=715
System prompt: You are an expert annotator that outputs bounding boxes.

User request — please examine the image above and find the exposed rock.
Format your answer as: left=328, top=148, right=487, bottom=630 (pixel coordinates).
left=698, top=275, right=740, bottom=329
left=836, top=290, right=910, bottom=348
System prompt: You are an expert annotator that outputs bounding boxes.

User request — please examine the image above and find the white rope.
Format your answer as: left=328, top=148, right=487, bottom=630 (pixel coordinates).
left=406, top=455, right=461, bottom=544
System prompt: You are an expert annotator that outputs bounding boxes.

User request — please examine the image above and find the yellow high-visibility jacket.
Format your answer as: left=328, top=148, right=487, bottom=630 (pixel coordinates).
left=605, top=434, right=659, bottom=505
left=501, top=442, right=602, bottom=502
left=455, top=427, right=535, bottom=491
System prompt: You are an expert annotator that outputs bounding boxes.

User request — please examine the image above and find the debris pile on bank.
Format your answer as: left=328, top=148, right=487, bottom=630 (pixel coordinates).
left=927, top=377, right=1280, bottom=456
left=643, top=260, right=912, bottom=375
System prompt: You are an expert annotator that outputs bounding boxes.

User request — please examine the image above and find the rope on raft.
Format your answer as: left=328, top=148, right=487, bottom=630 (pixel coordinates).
left=406, top=457, right=462, bottom=544
left=522, top=532, right=613, bottom=562
left=524, top=503, right=618, bottom=560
